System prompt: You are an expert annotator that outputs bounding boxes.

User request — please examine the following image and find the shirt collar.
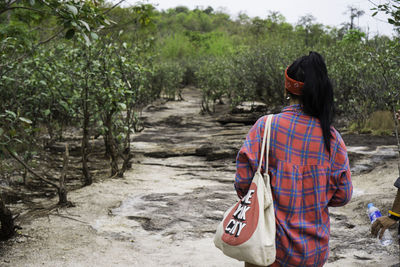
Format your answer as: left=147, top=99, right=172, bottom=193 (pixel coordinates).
left=282, top=104, right=303, bottom=114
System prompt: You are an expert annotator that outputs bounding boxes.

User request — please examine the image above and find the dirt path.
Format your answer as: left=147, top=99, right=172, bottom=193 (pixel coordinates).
left=1, top=88, right=399, bottom=266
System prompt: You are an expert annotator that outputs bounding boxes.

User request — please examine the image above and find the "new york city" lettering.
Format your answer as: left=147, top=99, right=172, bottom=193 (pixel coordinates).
left=224, top=189, right=255, bottom=237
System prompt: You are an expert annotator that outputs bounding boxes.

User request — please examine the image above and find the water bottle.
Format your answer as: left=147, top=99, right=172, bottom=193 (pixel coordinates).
left=367, top=203, right=393, bottom=246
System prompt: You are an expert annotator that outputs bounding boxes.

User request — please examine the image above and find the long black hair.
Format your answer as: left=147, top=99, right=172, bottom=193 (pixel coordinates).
left=287, top=51, right=334, bottom=153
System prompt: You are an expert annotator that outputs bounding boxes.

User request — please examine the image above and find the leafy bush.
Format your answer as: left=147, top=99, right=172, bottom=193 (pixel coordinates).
left=195, top=42, right=305, bottom=111
left=152, top=61, right=185, bottom=100
left=195, top=56, right=231, bottom=112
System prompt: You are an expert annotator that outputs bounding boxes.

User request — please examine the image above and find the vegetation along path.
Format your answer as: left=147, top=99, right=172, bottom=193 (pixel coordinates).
left=1, top=88, right=399, bottom=266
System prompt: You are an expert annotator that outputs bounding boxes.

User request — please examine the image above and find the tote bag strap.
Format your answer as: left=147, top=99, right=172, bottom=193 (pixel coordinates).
left=256, top=115, right=273, bottom=174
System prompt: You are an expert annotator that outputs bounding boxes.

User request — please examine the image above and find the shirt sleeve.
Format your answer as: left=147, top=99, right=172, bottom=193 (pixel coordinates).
left=328, top=130, right=353, bottom=207
left=234, top=116, right=266, bottom=198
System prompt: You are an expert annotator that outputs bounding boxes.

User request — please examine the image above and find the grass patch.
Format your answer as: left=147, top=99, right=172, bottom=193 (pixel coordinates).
left=349, top=110, right=399, bottom=135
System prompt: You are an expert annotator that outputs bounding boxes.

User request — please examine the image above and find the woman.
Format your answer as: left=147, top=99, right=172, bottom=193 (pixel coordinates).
left=235, top=52, right=353, bottom=267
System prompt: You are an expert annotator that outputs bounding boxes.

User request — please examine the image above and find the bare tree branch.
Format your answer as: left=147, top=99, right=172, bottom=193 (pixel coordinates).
left=0, top=6, right=44, bottom=15
left=102, top=0, right=125, bottom=15
left=368, top=0, right=378, bottom=7
left=5, top=147, right=59, bottom=189
left=36, top=27, right=64, bottom=46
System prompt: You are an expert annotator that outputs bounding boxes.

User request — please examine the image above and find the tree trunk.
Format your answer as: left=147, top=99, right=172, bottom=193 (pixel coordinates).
left=393, top=107, right=400, bottom=176
left=45, top=123, right=56, bottom=148
left=0, top=196, right=14, bottom=240
left=58, top=144, right=69, bottom=205
left=58, top=188, right=68, bottom=205
left=105, top=114, right=119, bottom=177
left=22, top=167, right=27, bottom=185
left=118, top=149, right=132, bottom=177
left=118, top=107, right=133, bottom=177
left=350, top=16, right=354, bottom=30
left=82, top=84, right=92, bottom=186
left=103, top=133, right=111, bottom=158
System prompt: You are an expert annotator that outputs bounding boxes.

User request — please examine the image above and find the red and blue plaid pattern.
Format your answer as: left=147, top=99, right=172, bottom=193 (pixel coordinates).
left=234, top=104, right=352, bottom=267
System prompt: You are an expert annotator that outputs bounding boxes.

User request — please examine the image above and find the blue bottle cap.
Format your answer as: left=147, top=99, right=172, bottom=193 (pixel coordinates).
left=367, top=203, right=374, bottom=209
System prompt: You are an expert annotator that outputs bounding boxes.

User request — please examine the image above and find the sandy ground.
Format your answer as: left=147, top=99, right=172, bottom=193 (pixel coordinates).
left=1, top=88, right=399, bottom=266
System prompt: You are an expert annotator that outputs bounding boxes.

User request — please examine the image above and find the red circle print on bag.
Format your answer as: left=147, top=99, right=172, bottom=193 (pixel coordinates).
left=221, top=182, right=259, bottom=246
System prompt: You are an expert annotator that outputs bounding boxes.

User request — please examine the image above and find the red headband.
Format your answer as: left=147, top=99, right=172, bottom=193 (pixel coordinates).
left=285, top=67, right=304, bottom=95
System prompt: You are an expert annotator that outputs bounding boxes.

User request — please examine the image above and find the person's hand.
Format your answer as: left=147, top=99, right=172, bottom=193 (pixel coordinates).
left=396, top=109, right=400, bottom=122
left=371, top=216, right=397, bottom=239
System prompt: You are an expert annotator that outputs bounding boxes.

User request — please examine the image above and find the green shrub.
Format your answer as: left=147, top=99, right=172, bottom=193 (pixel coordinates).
left=196, top=56, right=231, bottom=112
left=152, top=61, right=185, bottom=100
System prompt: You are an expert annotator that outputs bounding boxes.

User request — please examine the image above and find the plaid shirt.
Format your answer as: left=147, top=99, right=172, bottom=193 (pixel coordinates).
left=235, top=104, right=352, bottom=267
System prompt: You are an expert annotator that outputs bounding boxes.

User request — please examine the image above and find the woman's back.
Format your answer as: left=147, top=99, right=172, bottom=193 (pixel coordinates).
left=235, top=107, right=351, bottom=266
left=270, top=105, right=351, bottom=266
left=235, top=52, right=352, bottom=266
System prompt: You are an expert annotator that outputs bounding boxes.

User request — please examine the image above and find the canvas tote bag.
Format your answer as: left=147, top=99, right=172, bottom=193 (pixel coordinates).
left=214, top=115, right=276, bottom=266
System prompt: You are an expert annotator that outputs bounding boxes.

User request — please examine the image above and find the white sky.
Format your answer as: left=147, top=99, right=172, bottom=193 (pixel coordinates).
left=120, top=0, right=396, bottom=37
